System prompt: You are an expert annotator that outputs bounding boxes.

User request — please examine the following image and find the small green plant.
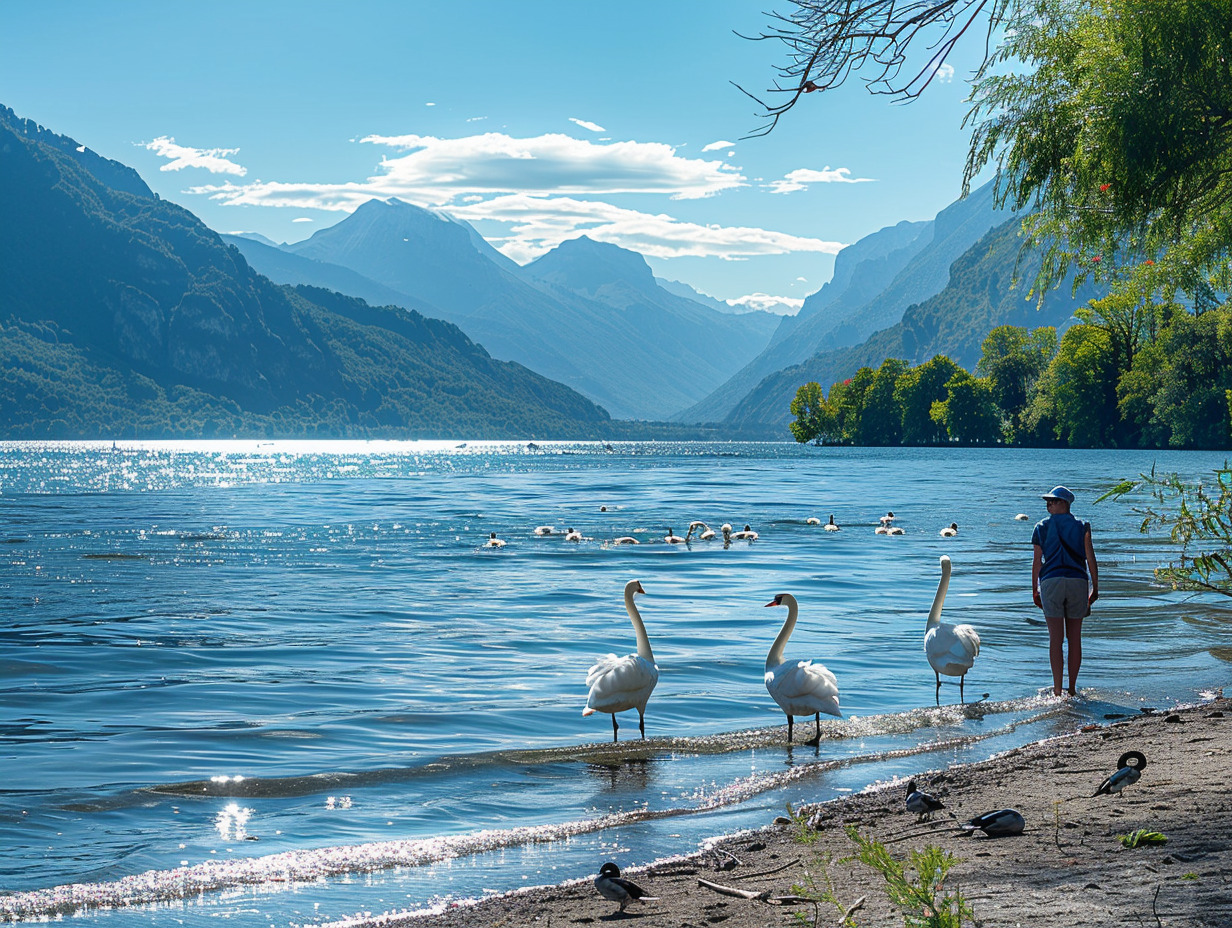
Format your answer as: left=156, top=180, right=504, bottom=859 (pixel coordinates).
left=790, top=858, right=862, bottom=928
left=1181, top=872, right=1199, bottom=881
left=784, top=801, right=826, bottom=846
left=1119, top=829, right=1168, bottom=848
left=845, top=826, right=974, bottom=928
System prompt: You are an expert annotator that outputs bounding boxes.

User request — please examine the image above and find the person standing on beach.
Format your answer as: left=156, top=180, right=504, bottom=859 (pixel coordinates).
left=1032, top=486, right=1098, bottom=696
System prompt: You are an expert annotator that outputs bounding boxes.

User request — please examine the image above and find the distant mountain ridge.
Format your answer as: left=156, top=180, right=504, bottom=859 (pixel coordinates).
left=0, top=103, right=614, bottom=439
left=675, top=182, right=1017, bottom=424
left=721, top=216, right=1096, bottom=429
left=250, top=202, right=778, bottom=419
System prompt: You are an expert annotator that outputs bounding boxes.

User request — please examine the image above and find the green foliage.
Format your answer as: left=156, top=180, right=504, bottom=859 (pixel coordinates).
left=895, top=355, right=962, bottom=445
left=1103, top=465, right=1232, bottom=597
left=846, top=826, right=974, bottom=928
left=790, top=381, right=835, bottom=445
left=965, top=0, right=1232, bottom=302
left=861, top=358, right=911, bottom=445
left=1119, top=829, right=1168, bottom=849
left=978, top=324, right=1058, bottom=439
left=931, top=371, right=1002, bottom=444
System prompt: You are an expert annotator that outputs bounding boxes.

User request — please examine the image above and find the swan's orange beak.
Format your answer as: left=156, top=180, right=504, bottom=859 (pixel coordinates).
left=764, top=598, right=779, bottom=608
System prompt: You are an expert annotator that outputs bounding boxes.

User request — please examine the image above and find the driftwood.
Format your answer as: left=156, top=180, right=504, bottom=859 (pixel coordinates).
left=697, top=878, right=865, bottom=914
left=732, top=856, right=802, bottom=880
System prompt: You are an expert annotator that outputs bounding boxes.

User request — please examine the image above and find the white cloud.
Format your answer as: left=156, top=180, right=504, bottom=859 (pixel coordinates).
left=796, top=276, right=808, bottom=282
left=935, top=62, right=955, bottom=83
left=767, top=166, right=875, bottom=194
left=727, top=293, right=805, bottom=315
left=702, top=140, right=736, bottom=152
left=569, top=117, right=606, bottom=132
left=466, top=116, right=488, bottom=122
left=194, top=131, right=745, bottom=207
left=446, top=194, right=845, bottom=263
left=292, top=217, right=313, bottom=223
left=144, top=136, right=246, bottom=175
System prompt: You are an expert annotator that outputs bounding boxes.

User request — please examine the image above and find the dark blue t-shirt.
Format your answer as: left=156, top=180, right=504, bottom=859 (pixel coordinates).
left=1032, top=512, right=1090, bottom=581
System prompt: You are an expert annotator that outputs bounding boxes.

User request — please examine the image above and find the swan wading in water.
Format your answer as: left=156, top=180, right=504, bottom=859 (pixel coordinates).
left=483, top=532, right=505, bottom=548
left=924, top=555, right=981, bottom=702
left=664, top=527, right=687, bottom=544
left=583, top=580, right=658, bottom=741
left=824, top=515, right=840, bottom=532
left=940, top=522, right=959, bottom=537
left=764, top=592, right=841, bottom=744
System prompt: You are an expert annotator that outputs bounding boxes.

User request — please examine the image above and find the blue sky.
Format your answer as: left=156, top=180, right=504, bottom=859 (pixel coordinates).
left=1, top=0, right=990, bottom=310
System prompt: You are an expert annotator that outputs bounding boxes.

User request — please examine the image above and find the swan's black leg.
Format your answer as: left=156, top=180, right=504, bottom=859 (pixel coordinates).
left=611, top=714, right=619, bottom=743
left=960, top=675, right=965, bottom=703
left=786, top=713, right=794, bottom=743
left=806, top=712, right=821, bottom=746
left=638, top=709, right=646, bottom=739
left=935, top=671, right=942, bottom=706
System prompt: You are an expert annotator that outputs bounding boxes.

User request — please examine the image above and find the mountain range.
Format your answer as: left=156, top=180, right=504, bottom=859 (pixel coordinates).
left=0, top=104, right=612, bottom=439
left=230, top=200, right=778, bottom=420
left=1, top=101, right=1100, bottom=441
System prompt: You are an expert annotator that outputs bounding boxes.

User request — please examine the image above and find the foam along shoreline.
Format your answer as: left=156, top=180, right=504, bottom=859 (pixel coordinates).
left=362, top=696, right=1231, bottom=928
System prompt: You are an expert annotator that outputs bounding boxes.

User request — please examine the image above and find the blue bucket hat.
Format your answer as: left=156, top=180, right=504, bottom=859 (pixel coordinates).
left=1042, top=486, right=1075, bottom=504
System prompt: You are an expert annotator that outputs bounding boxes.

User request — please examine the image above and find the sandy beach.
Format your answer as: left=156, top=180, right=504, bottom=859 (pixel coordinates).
left=387, top=696, right=1231, bottom=928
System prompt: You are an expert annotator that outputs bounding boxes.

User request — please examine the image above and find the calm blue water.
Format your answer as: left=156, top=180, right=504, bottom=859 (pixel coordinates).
left=1, top=441, right=1228, bottom=926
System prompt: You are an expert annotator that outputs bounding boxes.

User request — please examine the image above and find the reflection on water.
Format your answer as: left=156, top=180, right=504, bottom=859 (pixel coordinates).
left=1, top=441, right=1229, bottom=926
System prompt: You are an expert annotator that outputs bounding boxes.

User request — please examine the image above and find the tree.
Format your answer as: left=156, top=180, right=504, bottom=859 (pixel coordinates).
left=829, top=368, right=876, bottom=443
left=894, top=355, right=962, bottom=444
left=977, top=325, right=1056, bottom=440
left=932, top=369, right=1002, bottom=443
left=1104, top=465, right=1232, bottom=597
left=789, top=380, right=835, bottom=444
left=965, top=0, right=1232, bottom=300
left=860, top=358, right=911, bottom=445
left=1025, top=323, right=1118, bottom=447
left=737, top=1, right=1013, bottom=135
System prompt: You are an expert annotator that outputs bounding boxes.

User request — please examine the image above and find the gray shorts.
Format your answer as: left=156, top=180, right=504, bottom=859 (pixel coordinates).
left=1040, top=577, right=1091, bottom=619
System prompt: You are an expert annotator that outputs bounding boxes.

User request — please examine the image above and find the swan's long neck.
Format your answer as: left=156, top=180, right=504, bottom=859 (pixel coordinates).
left=626, top=587, right=654, bottom=662
left=766, top=595, right=798, bottom=668
left=927, top=558, right=952, bottom=630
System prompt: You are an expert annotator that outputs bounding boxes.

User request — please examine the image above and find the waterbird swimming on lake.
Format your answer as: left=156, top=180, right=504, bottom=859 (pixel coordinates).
left=611, top=536, right=640, bottom=545
left=764, top=592, right=841, bottom=745
left=880, top=511, right=896, bottom=525
left=583, top=580, right=658, bottom=742
left=1093, top=750, right=1147, bottom=796
left=664, top=527, right=687, bottom=544
left=806, top=516, right=821, bottom=525
left=888, top=526, right=905, bottom=535
left=565, top=528, right=582, bottom=542
left=594, top=862, right=656, bottom=913
left=825, top=515, right=840, bottom=532
left=1015, top=513, right=1030, bottom=521
left=905, top=780, right=946, bottom=821
left=483, top=532, right=505, bottom=548
left=959, top=809, right=1025, bottom=837
left=875, top=525, right=889, bottom=535
left=940, top=522, right=959, bottom=537
left=533, top=525, right=555, bottom=536
left=733, top=524, right=758, bottom=540
left=924, top=555, right=981, bottom=703
left=686, top=520, right=715, bottom=540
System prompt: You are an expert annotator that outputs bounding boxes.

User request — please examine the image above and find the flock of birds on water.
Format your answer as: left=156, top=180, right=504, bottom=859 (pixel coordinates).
left=488, top=509, right=1151, bottom=916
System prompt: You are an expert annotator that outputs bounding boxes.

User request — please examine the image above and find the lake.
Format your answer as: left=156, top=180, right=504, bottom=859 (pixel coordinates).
left=1, top=440, right=1228, bottom=926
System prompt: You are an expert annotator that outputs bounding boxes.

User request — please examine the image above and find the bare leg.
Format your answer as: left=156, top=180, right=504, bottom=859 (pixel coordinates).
left=786, top=713, right=793, bottom=743
left=611, top=714, right=619, bottom=743
left=1065, top=617, right=1083, bottom=695
left=638, top=709, right=646, bottom=739
left=959, top=674, right=965, bottom=703
left=812, top=712, right=821, bottom=745
left=1045, top=615, right=1065, bottom=696
left=935, top=670, right=942, bottom=705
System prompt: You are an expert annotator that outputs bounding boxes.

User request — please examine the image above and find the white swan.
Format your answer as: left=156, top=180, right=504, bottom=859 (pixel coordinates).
left=733, top=523, right=758, bottom=540
left=664, top=527, right=687, bottom=544
left=764, top=592, right=841, bottom=744
left=483, top=531, right=505, bottom=548
left=879, top=511, right=896, bottom=525
left=888, top=526, right=905, bottom=535
left=686, top=520, right=715, bottom=541
left=824, top=515, right=840, bottom=532
left=924, top=555, right=981, bottom=702
left=534, top=525, right=555, bottom=536
left=940, top=522, right=958, bottom=537
left=565, top=527, right=582, bottom=542
left=874, top=525, right=889, bottom=535
left=806, top=516, right=821, bottom=525
left=1015, top=513, right=1030, bottom=521
left=612, top=536, right=640, bottom=545
left=583, top=580, right=659, bottom=741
